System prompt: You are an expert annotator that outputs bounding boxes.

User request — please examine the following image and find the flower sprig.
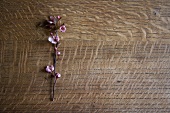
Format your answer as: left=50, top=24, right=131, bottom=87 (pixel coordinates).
left=44, top=16, right=66, bottom=101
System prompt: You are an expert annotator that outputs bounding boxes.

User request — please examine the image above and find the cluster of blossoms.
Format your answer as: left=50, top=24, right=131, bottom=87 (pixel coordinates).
left=44, top=16, right=66, bottom=101
left=46, top=65, right=61, bottom=78
left=45, top=15, right=66, bottom=77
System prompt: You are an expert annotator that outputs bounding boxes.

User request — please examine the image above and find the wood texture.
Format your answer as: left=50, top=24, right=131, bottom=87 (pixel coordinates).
left=1, top=0, right=170, bottom=112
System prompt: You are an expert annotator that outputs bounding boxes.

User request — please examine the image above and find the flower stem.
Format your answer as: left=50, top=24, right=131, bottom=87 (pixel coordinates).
left=51, top=42, right=59, bottom=101
left=52, top=76, right=57, bottom=101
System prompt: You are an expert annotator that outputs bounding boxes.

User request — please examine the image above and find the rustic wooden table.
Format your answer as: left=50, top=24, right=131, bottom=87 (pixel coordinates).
left=1, top=0, right=170, bottom=112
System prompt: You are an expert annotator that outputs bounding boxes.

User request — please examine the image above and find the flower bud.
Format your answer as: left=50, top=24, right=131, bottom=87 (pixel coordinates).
left=55, top=73, right=61, bottom=78
left=57, top=16, right=61, bottom=19
left=57, top=52, right=61, bottom=56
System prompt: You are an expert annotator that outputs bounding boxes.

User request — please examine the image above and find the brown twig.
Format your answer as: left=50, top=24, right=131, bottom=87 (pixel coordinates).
left=51, top=42, right=59, bottom=101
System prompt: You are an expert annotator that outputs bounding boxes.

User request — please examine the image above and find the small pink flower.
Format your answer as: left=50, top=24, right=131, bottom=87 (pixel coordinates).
left=49, top=16, right=55, bottom=21
left=48, top=34, right=60, bottom=44
left=48, top=36, right=57, bottom=44
left=57, top=51, right=61, bottom=56
left=55, top=73, right=61, bottom=78
left=46, top=65, right=54, bottom=73
left=49, top=16, right=58, bottom=24
left=57, top=16, right=61, bottom=19
left=60, top=25, right=66, bottom=32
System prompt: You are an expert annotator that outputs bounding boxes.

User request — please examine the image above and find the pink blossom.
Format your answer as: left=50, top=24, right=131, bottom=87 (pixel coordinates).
left=48, top=34, right=60, bottom=44
left=57, top=52, right=61, bottom=56
left=48, top=16, right=61, bottom=25
left=55, top=73, right=61, bottom=78
left=49, top=16, right=55, bottom=21
left=60, top=25, right=66, bottom=32
left=46, top=65, right=54, bottom=73
left=57, top=16, right=61, bottom=19
left=48, top=36, right=57, bottom=44
left=48, top=16, right=56, bottom=24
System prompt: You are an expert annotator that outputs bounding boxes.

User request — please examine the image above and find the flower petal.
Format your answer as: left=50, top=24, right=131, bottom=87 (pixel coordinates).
left=55, top=35, right=60, bottom=42
left=50, top=65, right=54, bottom=71
left=46, top=66, right=52, bottom=73
left=60, top=25, right=66, bottom=32
left=57, top=52, right=61, bottom=55
left=57, top=16, right=61, bottom=19
left=48, top=36, right=53, bottom=41
left=48, top=37, right=57, bottom=44
left=55, top=73, right=61, bottom=78
left=58, top=73, right=61, bottom=78
left=49, top=16, right=55, bottom=21
left=46, top=65, right=54, bottom=73
left=47, top=21, right=53, bottom=24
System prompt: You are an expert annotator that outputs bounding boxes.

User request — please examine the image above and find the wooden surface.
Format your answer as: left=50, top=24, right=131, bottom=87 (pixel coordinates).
left=0, top=0, right=170, bottom=112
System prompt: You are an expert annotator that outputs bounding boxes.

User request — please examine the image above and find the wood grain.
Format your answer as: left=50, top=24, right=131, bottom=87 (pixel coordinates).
left=1, top=0, right=170, bottom=112
left=0, top=0, right=170, bottom=41
left=0, top=40, right=170, bottom=112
